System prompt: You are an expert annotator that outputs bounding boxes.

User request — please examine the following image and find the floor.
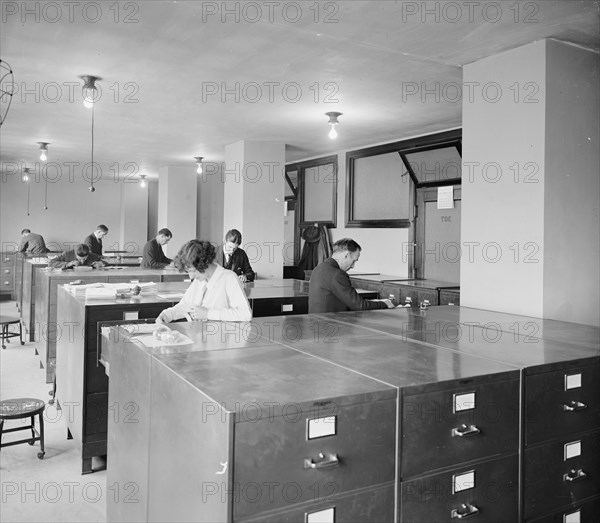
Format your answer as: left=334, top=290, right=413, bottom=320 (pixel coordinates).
left=0, top=300, right=106, bottom=523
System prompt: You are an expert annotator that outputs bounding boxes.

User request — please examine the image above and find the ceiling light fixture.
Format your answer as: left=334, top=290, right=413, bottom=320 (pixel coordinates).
left=325, top=111, right=342, bottom=139
left=139, top=174, right=147, bottom=188
left=79, top=75, right=101, bottom=109
left=23, top=167, right=31, bottom=216
left=37, top=142, right=49, bottom=161
left=194, top=156, right=204, bottom=175
left=80, top=75, right=100, bottom=192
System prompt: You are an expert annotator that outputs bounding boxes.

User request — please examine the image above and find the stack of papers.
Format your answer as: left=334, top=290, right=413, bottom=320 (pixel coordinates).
left=63, top=282, right=158, bottom=299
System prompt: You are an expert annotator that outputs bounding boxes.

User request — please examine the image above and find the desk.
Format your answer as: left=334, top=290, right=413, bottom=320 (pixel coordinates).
left=55, top=284, right=182, bottom=474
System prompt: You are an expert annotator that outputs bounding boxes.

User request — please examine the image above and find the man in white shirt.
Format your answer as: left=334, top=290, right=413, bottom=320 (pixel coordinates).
left=156, top=240, right=252, bottom=323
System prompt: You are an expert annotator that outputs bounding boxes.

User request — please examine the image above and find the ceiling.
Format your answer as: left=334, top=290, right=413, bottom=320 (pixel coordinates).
left=1, top=1, right=598, bottom=179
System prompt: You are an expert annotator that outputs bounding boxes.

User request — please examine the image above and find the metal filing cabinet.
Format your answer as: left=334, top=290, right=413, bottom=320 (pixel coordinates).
left=0, top=251, right=16, bottom=300
left=55, top=287, right=179, bottom=474
left=260, top=314, right=521, bottom=522
left=102, top=321, right=397, bottom=522
left=399, top=306, right=600, bottom=522
left=523, top=363, right=600, bottom=520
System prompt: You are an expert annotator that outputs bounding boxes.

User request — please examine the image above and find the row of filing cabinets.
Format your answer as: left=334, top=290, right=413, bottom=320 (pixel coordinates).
left=101, top=307, right=598, bottom=522
left=0, top=251, right=16, bottom=300
left=347, top=274, right=460, bottom=307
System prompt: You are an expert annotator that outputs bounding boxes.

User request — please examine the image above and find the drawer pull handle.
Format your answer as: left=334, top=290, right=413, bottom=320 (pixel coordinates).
left=451, top=503, right=479, bottom=519
left=563, top=401, right=587, bottom=412
left=563, top=469, right=587, bottom=482
left=451, top=424, right=481, bottom=437
left=304, top=452, right=339, bottom=470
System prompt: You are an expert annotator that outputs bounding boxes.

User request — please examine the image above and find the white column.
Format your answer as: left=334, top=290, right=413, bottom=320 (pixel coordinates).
left=224, top=141, right=286, bottom=279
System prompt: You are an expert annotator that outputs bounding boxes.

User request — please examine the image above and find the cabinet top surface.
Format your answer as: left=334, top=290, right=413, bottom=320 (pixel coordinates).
left=153, top=344, right=396, bottom=419
left=385, top=279, right=460, bottom=289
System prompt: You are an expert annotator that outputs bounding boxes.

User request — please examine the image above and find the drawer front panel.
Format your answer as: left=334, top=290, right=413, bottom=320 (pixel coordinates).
left=439, top=290, right=460, bottom=306
left=350, top=279, right=382, bottom=293
left=85, top=392, right=108, bottom=437
left=400, top=454, right=519, bottom=523
left=398, top=287, right=439, bottom=307
left=161, top=273, right=190, bottom=282
left=86, top=351, right=109, bottom=394
left=107, top=275, right=157, bottom=283
left=234, top=399, right=396, bottom=518
left=524, top=430, right=600, bottom=519
left=526, top=364, right=600, bottom=445
left=402, top=380, right=520, bottom=478
left=240, top=484, right=395, bottom=523
left=529, top=496, right=600, bottom=522
left=251, top=297, right=308, bottom=318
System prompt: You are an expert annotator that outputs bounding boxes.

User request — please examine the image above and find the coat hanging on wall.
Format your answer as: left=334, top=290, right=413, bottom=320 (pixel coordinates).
left=298, top=224, right=332, bottom=273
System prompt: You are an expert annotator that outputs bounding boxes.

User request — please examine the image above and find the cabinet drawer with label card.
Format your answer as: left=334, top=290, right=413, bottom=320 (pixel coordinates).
left=525, top=364, right=600, bottom=445
left=524, top=430, right=600, bottom=519
left=234, top=398, right=396, bottom=518
left=402, top=378, right=520, bottom=478
left=400, top=454, right=519, bottom=523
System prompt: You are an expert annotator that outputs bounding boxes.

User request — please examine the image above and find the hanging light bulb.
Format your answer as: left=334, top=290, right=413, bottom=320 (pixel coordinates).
left=139, top=175, right=147, bottom=188
left=325, top=112, right=342, bottom=140
left=37, top=142, right=49, bottom=161
left=79, top=75, right=101, bottom=108
left=194, top=156, right=204, bottom=175
left=23, top=167, right=31, bottom=182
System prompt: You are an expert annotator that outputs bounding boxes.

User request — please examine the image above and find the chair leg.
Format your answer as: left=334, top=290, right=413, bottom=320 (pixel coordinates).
left=29, top=415, right=36, bottom=443
left=19, top=322, right=23, bottom=346
left=38, top=412, right=45, bottom=459
left=0, top=419, right=4, bottom=447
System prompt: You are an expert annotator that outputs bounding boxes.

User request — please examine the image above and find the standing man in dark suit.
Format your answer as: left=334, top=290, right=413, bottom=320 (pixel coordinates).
left=309, top=238, right=393, bottom=313
left=19, top=229, right=48, bottom=255
left=141, top=228, right=174, bottom=269
left=83, top=224, right=108, bottom=257
left=215, top=229, right=255, bottom=282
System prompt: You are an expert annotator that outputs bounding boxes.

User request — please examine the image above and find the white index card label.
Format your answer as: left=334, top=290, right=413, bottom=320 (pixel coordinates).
left=564, top=510, right=581, bottom=523
left=454, top=392, right=476, bottom=412
left=453, top=470, right=475, bottom=493
left=565, top=373, right=582, bottom=390
left=282, top=304, right=294, bottom=312
left=130, top=280, right=140, bottom=284
left=307, top=416, right=337, bottom=440
left=564, top=441, right=582, bottom=460
left=123, top=311, right=139, bottom=320
left=306, top=507, right=335, bottom=523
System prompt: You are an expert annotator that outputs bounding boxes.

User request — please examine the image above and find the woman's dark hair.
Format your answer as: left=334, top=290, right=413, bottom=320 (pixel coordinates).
left=174, top=240, right=216, bottom=273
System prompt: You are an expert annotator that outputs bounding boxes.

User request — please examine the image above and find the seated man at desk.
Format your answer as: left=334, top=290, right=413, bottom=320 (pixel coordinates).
left=309, top=238, right=393, bottom=313
left=141, top=228, right=173, bottom=269
left=48, top=243, right=106, bottom=269
left=215, top=229, right=255, bottom=282
left=156, top=239, right=252, bottom=323
left=83, top=224, right=108, bottom=257
left=19, top=228, right=48, bottom=254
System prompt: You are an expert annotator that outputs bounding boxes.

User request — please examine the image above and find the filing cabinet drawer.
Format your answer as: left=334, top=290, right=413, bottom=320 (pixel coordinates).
left=402, top=378, right=520, bottom=478
left=85, top=392, right=108, bottom=436
left=525, top=364, right=600, bottom=445
left=439, top=289, right=460, bottom=306
left=107, top=274, right=157, bottom=283
left=161, top=273, right=190, bottom=282
left=86, top=351, right=109, bottom=393
left=399, top=287, right=439, bottom=307
left=349, top=279, right=382, bottom=293
left=528, top=495, right=600, bottom=522
left=251, top=297, right=308, bottom=317
left=400, top=453, right=519, bottom=523
left=524, top=430, right=600, bottom=519
left=234, top=398, right=396, bottom=518
left=240, top=483, right=395, bottom=523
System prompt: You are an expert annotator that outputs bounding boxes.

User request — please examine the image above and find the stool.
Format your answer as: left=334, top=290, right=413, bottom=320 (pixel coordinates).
left=0, top=398, right=45, bottom=459
left=1, top=313, right=23, bottom=349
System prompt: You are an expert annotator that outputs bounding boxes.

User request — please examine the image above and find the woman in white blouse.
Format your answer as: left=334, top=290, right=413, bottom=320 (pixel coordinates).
left=156, top=240, right=252, bottom=324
